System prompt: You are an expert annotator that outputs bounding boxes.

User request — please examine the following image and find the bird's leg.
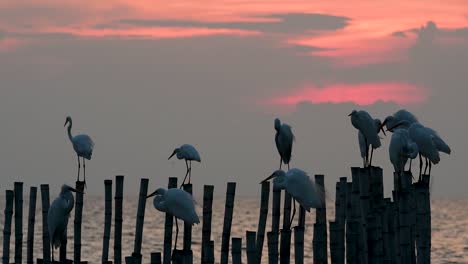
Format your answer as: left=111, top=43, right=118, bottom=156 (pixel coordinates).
left=365, top=138, right=369, bottom=168
left=189, top=160, right=192, bottom=184
left=408, top=159, right=412, bottom=173
left=419, top=153, right=423, bottom=181
left=287, top=163, right=290, bottom=171
left=77, top=156, right=81, bottom=182
left=173, top=218, right=179, bottom=253
left=279, top=158, right=283, bottom=170
left=424, top=157, right=429, bottom=176
left=52, top=248, right=54, bottom=263
left=289, top=200, right=296, bottom=230
left=83, top=158, right=87, bottom=188
left=428, top=161, right=432, bottom=176
left=369, top=147, right=374, bottom=168
left=180, top=160, right=189, bottom=188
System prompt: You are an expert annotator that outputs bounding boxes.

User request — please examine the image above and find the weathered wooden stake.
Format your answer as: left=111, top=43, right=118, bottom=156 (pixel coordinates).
left=163, top=177, right=177, bottom=264
left=114, top=175, right=125, bottom=264
left=201, top=185, right=214, bottom=263
left=246, top=231, right=257, bottom=264
left=416, top=174, right=431, bottom=264
left=336, top=177, right=347, bottom=264
left=312, top=174, right=327, bottom=264
left=102, top=180, right=113, bottom=264
left=14, top=182, right=24, bottom=264
left=150, top=253, right=162, bottom=264
left=231, top=237, right=242, bottom=264
left=206, top=241, right=215, bottom=264
left=293, top=226, right=304, bottom=264
left=40, top=184, right=51, bottom=263
left=256, top=182, right=270, bottom=263
left=220, top=182, right=236, bottom=264
left=358, top=168, right=370, bottom=264
left=2, top=190, right=14, bottom=264
left=267, top=231, right=278, bottom=264
left=280, top=192, right=292, bottom=264
left=398, top=172, right=412, bottom=264
left=27, top=187, right=37, bottom=264
left=269, top=182, right=281, bottom=264
left=182, top=183, right=193, bottom=264
left=131, top=178, right=149, bottom=264
left=329, top=221, right=338, bottom=264
left=74, top=181, right=86, bottom=264
left=345, top=181, right=358, bottom=264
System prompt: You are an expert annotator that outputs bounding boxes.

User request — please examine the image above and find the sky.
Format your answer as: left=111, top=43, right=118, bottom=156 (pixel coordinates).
left=0, top=0, right=467, bottom=198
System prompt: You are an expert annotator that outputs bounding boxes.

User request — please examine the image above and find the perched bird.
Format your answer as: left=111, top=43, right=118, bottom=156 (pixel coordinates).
left=64, top=116, right=94, bottom=186
left=260, top=168, right=323, bottom=228
left=382, top=109, right=418, bottom=132
left=274, top=118, right=295, bottom=170
left=147, top=188, right=199, bottom=254
left=349, top=110, right=383, bottom=167
left=168, top=144, right=201, bottom=187
left=359, top=118, right=386, bottom=167
left=389, top=128, right=419, bottom=174
left=48, top=185, right=81, bottom=262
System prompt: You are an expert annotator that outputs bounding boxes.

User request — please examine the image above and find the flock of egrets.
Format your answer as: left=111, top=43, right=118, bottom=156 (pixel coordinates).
left=48, top=110, right=451, bottom=261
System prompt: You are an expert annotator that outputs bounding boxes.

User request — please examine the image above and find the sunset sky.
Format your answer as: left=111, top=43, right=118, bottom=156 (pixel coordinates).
left=1, top=0, right=467, bottom=197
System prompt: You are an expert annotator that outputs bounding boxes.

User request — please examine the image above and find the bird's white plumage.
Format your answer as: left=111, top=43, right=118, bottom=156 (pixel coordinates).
left=389, top=128, right=418, bottom=173
left=384, top=109, right=419, bottom=131
left=48, top=185, right=75, bottom=249
left=274, top=118, right=294, bottom=166
left=425, top=127, right=451, bottom=154
left=151, top=188, right=200, bottom=225
left=358, top=118, right=383, bottom=160
left=72, top=134, right=94, bottom=160
left=174, top=144, right=201, bottom=162
left=408, top=123, right=441, bottom=164
left=350, top=110, right=381, bottom=149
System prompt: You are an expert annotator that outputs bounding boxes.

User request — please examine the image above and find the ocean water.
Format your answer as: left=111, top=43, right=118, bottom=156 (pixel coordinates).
left=0, top=196, right=467, bottom=263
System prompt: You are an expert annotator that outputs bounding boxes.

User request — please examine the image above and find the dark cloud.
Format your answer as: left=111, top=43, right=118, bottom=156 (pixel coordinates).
left=392, top=31, right=407, bottom=38
left=96, top=13, right=350, bottom=34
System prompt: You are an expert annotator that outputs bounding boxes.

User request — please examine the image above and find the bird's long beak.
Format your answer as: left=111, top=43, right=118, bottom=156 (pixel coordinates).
left=380, top=126, right=387, bottom=136
left=168, top=150, right=176, bottom=160
left=147, top=190, right=157, bottom=198
left=260, top=173, right=276, bottom=184
left=379, top=119, right=387, bottom=133
left=69, top=187, right=84, bottom=194
left=387, top=121, right=404, bottom=132
left=348, top=112, right=353, bottom=116
left=64, top=120, right=68, bottom=127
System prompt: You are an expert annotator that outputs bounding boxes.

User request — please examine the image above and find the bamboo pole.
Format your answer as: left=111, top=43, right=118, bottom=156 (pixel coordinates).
left=409, top=181, right=417, bottom=264
left=246, top=231, right=257, bottom=264
left=398, top=172, right=412, bottom=264
left=73, top=181, right=86, bottom=263
left=150, top=253, right=162, bottom=264
left=329, top=221, right=338, bottom=264
left=293, top=226, right=304, bottom=264
left=382, top=199, right=394, bottom=264
left=256, top=182, right=270, bottom=263
left=26, top=187, right=37, bottom=264
left=40, top=184, right=51, bottom=263
left=201, top=185, right=214, bottom=263
left=392, top=191, right=400, bottom=264
left=312, top=174, right=327, bottom=264
left=358, top=168, right=370, bottom=264
left=220, top=182, right=236, bottom=264
left=131, top=178, right=149, bottom=264
left=231, top=238, right=242, bottom=264
left=280, top=191, right=292, bottom=264
left=163, top=177, right=177, bottom=264
left=14, top=182, right=23, bottom=264
left=267, top=231, right=279, bottom=264
left=114, top=175, right=125, bottom=264
left=336, top=178, right=347, bottom=264
left=348, top=168, right=361, bottom=264
left=416, top=175, right=431, bottom=264
left=102, top=180, right=113, bottom=263
left=2, top=190, right=14, bottom=264
left=206, top=241, right=215, bottom=264
left=182, top=183, right=193, bottom=264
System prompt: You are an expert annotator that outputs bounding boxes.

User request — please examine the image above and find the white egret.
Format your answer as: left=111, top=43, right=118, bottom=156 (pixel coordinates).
left=274, top=118, right=295, bottom=170
left=64, top=116, right=94, bottom=186
left=260, top=168, right=323, bottom=228
left=48, top=184, right=81, bottom=261
left=147, top=188, right=199, bottom=255
left=358, top=118, right=386, bottom=167
left=389, top=128, right=419, bottom=174
left=168, top=144, right=201, bottom=187
left=349, top=110, right=384, bottom=167
left=382, top=109, right=419, bottom=131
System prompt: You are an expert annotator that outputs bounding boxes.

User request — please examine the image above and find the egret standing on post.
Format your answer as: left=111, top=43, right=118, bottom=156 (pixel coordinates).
left=168, top=144, right=201, bottom=187
left=147, top=188, right=199, bottom=257
left=260, top=168, right=323, bottom=228
left=274, top=118, right=295, bottom=170
left=358, top=118, right=385, bottom=167
left=64, top=116, right=94, bottom=186
left=349, top=110, right=384, bottom=167
left=48, top=184, right=81, bottom=262
left=389, top=128, right=419, bottom=174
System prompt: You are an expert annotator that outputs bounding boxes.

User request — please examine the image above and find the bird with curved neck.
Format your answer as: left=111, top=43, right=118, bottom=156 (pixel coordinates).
left=168, top=144, right=201, bottom=188
left=274, top=118, right=295, bottom=170
left=48, top=184, right=82, bottom=262
left=64, top=116, right=94, bottom=186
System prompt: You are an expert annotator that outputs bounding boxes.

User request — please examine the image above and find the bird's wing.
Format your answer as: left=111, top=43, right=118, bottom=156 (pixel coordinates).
left=394, top=109, right=418, bottom=124
left=181, top=144, right=201, bottom=162
left=73, top=134, right=94, bottom=159
left=48, top=198, right=67, bottom=249
left=410, top=125, right=440, bottom=164
left=166, top=189, right=200, bottom=224
left=358, top=131, right=367, bottom=158
left=277, top=125, right=294, bottom=164
left=286, top=169, right=323, bottom=210
left=425, top=128, right=451, bottom=154
left=356, top=111, right=381, bottom=148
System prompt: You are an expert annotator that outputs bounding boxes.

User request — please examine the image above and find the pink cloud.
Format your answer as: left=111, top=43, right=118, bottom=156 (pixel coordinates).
left=0, top=38, right=22, bottom=52
left=264, top=82, right=428, bottom=106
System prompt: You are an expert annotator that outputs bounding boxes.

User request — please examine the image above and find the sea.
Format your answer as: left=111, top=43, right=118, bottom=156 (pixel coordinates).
left=0, top=197, right=467, bottom=263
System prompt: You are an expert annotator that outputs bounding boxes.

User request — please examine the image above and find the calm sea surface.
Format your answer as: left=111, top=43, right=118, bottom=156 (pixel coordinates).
left=0, top=197, right=467, bottom=263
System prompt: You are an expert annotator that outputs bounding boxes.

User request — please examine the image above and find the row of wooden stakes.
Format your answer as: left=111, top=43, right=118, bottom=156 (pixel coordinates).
left=1, top=166, right=431, bottom=264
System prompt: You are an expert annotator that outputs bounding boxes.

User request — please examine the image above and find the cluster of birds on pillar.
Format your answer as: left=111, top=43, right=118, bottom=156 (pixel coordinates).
left=350, top=109, right=451, bottom=181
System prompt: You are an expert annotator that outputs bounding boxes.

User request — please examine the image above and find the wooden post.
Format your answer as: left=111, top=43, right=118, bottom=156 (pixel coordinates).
left=246, top=231, right=257, bottom=264
left=256, top=182, right=270, bottom=263
left=392, top=191, right=400, bottom=264
left=398, top=172, right=412, bottom=264
left=267, top=231, right=279, bottom=264
left=201, top=185, right=214, bottom=263
left=312, top=174, right=327, bottom=264
left=329, top=221, right=338, bottom=264
left=337, top=178, right=347, bottom=264
left=163, top=177, right=177, bottom=264
left=40, top=184, right=51, bottom=263
left=280, top=192, right=292, bottom=264
left=382, top=198, right=395, bottom=264
left=73, top=181, right=86, bottom=264
left=206, top=241, right=215, bottom=264
left=345, top=181, right=357, bottom=264
left=231, top=238, right=242, bottom=264
left=132, top=178, right=149, bottom=264
left=416, top=175, right=431, bottom=264
left=294, top=226, right=304, bottom=264
left=350, top=168, right=362, bottom=264
left=102, top=180, right=113, bottom=263
left=114, top=175, right=125, bottom=264
left=150, top=253, right=162, bottom=264
left=14, top=182, right=23, bottom=264
left=2, top=190, right=14, bottom=264
left=220, top=182, right=236, bottom=264
left=182, top=184, right=193, bottom=263
left=358, top=168, right=370, bottom=264
left=26, top=187, right=37, bottom=264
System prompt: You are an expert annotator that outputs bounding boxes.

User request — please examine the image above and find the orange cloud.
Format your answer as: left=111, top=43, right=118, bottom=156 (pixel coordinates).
left=264, top=82, right=427, bottom=106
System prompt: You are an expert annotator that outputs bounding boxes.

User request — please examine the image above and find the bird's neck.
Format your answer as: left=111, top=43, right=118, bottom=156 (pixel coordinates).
left=67, top=121, right=73, bottom=141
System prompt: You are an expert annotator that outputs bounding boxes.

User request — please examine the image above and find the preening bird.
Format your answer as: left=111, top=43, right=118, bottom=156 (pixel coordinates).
left=358, top=118, right=386, bottom=167
left=389, top=128, right=419, bottom=174
left=382, top=109, right=418, bottom=132
left=274, top=118, right=295, bottom=170
left=64, top=116, right=94, bottom=186
left=168, top=144, right=201, bottom=187
left=260, top=168, right=323, bottom=228
left=349, top=110, right=384, bottom=167
left=48, top=184, right=81, bottom=261
left=147, top=188, right=199, bottom=255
